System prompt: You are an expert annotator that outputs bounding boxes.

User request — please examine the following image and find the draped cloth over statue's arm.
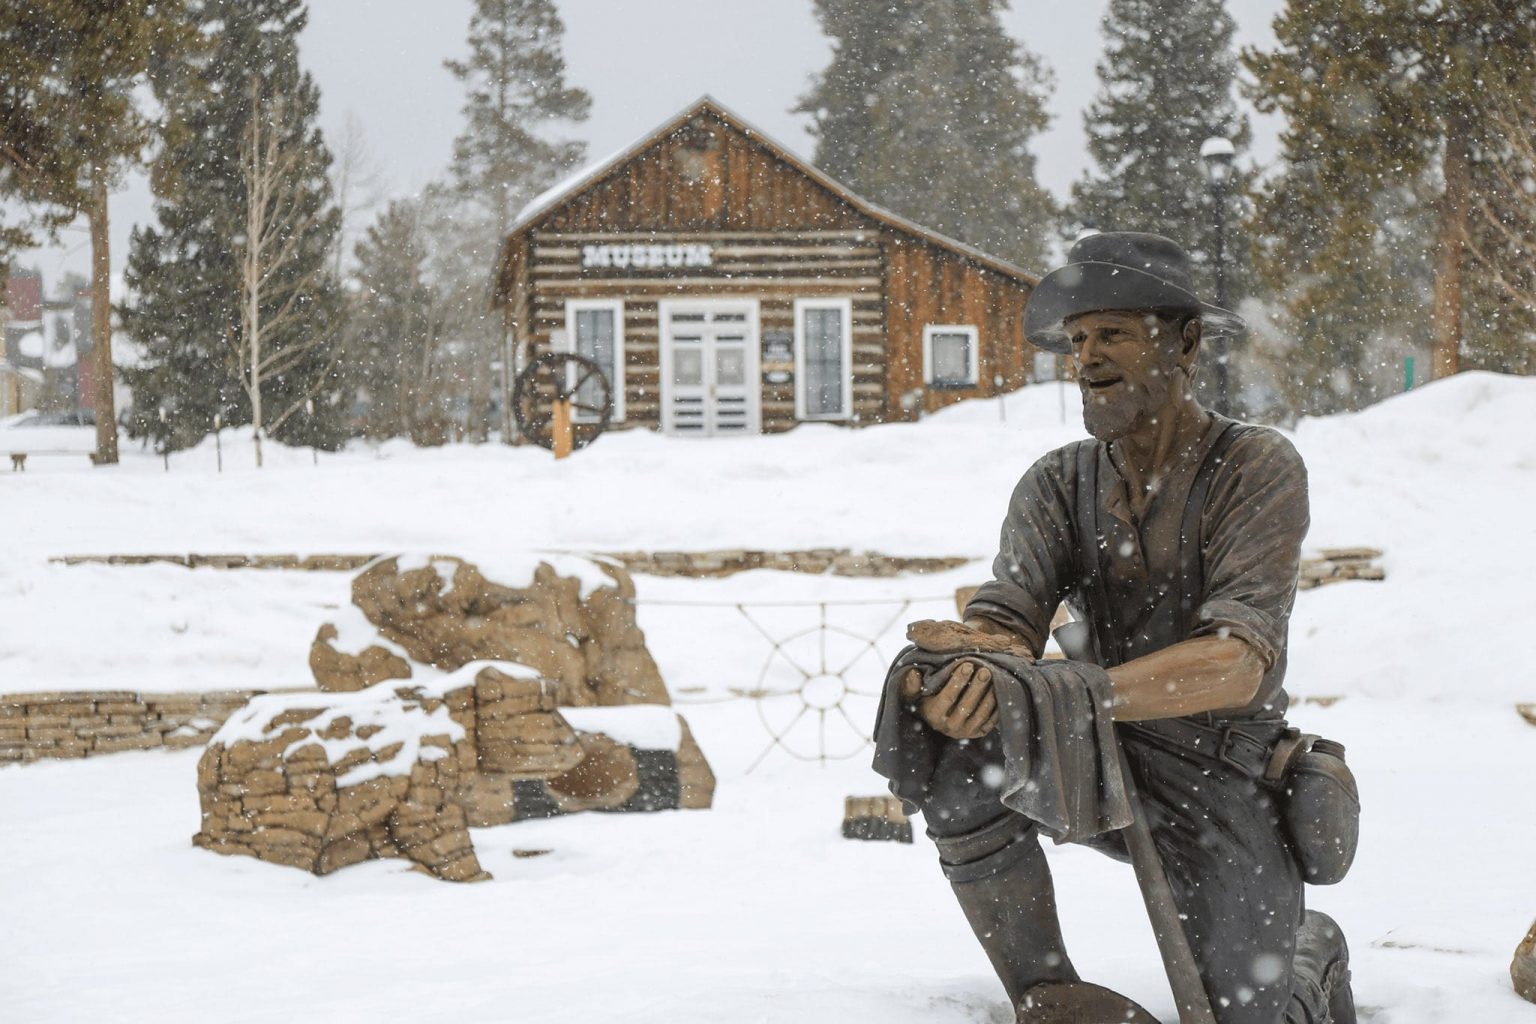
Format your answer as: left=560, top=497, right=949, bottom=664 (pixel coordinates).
left=872, top=647, right=1132, bottom=843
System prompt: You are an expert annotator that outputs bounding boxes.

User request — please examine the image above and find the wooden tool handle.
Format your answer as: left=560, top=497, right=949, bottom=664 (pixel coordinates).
left=1117, top=746, right=1218, bottom=1024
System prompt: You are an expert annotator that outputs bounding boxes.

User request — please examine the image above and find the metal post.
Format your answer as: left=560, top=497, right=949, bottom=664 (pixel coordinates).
left=214, top=413, right=222, bottom=473
left=1211, top=179, right=1231, bottom=416
left=1201, top=135, right=1236, bottom=418
left=1058, top=361, right=1067, bottom=425
left=1404, top=356, right=1416, bottom=392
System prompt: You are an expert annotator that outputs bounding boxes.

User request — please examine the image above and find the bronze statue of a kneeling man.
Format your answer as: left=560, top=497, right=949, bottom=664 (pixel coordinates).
left=874, top=233, right=1359, bottom=1024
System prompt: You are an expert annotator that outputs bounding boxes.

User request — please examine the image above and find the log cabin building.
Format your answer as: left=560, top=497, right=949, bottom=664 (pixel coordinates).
left=493, top=97, right=1043, bottom=438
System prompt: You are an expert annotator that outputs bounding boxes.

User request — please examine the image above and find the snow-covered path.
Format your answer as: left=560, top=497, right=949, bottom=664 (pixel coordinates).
left=2, top=697, right=1532, bottom=1022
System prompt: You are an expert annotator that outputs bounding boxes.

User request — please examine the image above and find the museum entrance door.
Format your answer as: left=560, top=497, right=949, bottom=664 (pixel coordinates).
left=659, top=300, right=761, bottom=436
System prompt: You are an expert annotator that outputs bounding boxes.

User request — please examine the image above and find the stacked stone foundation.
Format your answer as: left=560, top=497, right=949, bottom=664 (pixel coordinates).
left=0, top=690, right=283, bottom=766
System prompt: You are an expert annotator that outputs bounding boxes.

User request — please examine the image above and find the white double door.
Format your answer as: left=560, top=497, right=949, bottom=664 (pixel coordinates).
left=660, top=300, right=761, bottom=435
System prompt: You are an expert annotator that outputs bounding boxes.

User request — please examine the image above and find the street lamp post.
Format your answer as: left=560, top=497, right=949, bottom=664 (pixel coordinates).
left=1200, top=135, right=1236, bottom=416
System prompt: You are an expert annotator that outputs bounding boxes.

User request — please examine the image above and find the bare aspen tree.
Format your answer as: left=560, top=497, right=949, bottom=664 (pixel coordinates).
left=330, top=112, right=383, bottom=280
left=237, top=78, right=341, bottom=467
left=1467, top=97, right=1536, bottom=314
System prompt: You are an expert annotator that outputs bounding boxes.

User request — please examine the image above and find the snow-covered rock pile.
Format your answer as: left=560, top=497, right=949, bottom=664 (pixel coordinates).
left=195, top=555, right=714, bottom=882
left=193, top=677, right=486, bottom=882
left=318, top=553, right=672, bottom=707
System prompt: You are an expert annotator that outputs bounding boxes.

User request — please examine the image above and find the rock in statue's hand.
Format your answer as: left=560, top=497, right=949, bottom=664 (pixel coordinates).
left=899, top=660, right=999, bottom=740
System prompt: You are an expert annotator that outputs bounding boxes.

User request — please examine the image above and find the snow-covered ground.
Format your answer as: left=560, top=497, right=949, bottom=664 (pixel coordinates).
left=2, top=373, right=1535, bottom=1022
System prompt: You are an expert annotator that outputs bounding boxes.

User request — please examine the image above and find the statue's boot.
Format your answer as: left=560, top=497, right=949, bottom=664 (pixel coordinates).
left=933, top=816, right=1080, bottom=1007
left=1289, top=910, right=1356, bottom=1024
left=1017, top=981, right=1160, bottom=1023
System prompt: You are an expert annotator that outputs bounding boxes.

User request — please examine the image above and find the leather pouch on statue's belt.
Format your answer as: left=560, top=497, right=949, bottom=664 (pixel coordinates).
left=1264, top=730, right=1360, bottom=886
left=1122, top=716, right=1360, bottom=886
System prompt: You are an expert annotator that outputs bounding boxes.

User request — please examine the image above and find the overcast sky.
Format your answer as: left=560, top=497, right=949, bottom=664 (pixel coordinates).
left=27, top=0, right=1287, bottom=287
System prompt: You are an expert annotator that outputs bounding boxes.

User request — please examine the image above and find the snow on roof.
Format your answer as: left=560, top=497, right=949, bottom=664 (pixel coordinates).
left=43, top=339, right=77, bottom=369
left=17, top=331, right=43, bottom=360
left=514, top=139, right=638, bottom=228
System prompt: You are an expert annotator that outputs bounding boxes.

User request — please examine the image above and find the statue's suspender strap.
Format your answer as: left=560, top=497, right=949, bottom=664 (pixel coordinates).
left=1075, top=422, right=1244, bottom=667
left=1075, top=441, right=1117, bottom=665
left=1175, top=421, right=1243, bottom=636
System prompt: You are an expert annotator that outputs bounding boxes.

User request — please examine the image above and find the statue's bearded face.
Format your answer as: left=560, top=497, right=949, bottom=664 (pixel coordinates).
left=1067, top=310, right=1190, bottom=442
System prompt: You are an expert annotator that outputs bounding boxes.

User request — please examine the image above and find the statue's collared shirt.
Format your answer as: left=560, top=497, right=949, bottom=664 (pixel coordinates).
left=965, top=413, right=1309, bottom=719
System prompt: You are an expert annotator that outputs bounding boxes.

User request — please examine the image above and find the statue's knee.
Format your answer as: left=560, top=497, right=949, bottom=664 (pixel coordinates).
left=930, top=813, right=1040, bottom=883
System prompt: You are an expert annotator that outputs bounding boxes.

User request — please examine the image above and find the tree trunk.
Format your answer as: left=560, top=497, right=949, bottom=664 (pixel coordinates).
left=89, top=167, right=118, bottom=465
left=468, top=318, right=495, bottom=442
left=1431, top=133, right=1469, bottom=379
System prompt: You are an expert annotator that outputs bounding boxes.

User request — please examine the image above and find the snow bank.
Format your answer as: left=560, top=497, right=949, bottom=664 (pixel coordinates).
left=0, top=373, right=1531, bottom=703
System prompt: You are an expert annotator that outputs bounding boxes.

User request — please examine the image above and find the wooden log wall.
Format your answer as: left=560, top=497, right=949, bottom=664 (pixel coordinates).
left=883, top=235, right=1034, bottom=419
left=526, top=229, right=888, bottom=432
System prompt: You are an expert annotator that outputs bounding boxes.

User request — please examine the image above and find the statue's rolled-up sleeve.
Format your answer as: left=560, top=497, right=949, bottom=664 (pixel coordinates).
left=964, top=449, right=1078, bottom=655
left=1191, top=430, right=1310, bottom=669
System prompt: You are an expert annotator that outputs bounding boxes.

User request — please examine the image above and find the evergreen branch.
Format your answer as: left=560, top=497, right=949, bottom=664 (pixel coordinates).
left=263, top=356, right=343, bottom=435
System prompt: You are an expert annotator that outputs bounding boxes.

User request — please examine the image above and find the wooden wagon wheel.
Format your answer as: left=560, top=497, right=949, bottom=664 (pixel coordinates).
left=512, top=352, right=614, bottom=452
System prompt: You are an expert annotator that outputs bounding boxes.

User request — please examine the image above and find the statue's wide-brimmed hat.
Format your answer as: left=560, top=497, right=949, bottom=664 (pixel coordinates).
left=1024, top=231, right=1246, bottom=353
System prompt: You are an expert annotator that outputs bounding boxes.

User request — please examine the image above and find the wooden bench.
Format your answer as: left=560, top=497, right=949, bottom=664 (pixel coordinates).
left=7, top=451, right=91, bottom=471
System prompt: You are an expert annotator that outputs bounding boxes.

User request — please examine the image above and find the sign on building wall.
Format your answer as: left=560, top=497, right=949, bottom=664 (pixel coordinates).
left=581, top=243, right=714, bottom=270
left=762, top=330, right=793, bottom=385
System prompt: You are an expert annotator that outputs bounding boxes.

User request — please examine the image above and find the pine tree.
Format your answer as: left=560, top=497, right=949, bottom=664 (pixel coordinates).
left=348, top=199, right=445, bottom=441
left=446, top=0, right=590, bottom=230
left=0, top=0, right=193, bottom=462
left=1071, top=0, right=1251, bottom=299
left=0, top=4, right=82, bottom=280
left=797, top=0, right=1055, bottom=269
left=792, top=0, right=920, bottom=190
left=1463, top=90, right=1536, bottom=376
left=1244, top=0, right=1536, bottom=411
left=121, top=0, right=347, bottom=453
left=443, top=0, right=590, bottom=440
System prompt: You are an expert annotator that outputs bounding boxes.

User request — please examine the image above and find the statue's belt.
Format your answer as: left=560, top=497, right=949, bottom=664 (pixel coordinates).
left=1120, top=716, right=1286, bottom=780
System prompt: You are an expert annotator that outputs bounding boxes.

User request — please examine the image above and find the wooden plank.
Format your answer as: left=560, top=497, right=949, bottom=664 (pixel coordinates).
left=537, top=230, right=877, bottom=242
left=528, top=242, right=883, bottom=257
left=532, top=254, right=882, bottom=270
left=533, top=276, right=884, bottom=292
left=709, top=246, right=880, bottom=258
left=532, top=259, right=883, bottom=278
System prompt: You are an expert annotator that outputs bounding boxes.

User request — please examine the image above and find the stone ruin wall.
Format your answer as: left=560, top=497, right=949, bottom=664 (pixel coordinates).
left=51, top=548, right=974, bottom=579
left=193, top=665, right=714, bottom=882
left=0, top=689, right=286, bottom=766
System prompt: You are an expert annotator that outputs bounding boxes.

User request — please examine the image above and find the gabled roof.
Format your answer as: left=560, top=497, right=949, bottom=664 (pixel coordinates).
left=506, top=96, right=1039, bottom=286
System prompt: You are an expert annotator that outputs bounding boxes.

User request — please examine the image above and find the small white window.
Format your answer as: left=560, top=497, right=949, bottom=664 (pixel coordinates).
left=794, top=298, right=853, bottom=421
left=924, top=325, right=979, bottom=389
left=564, top=299, right=624, bottom=422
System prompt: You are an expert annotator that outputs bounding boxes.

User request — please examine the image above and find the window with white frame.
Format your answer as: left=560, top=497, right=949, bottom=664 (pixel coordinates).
left=794, top=298, right=852, bottom=420
left=923, top=325, right=979, bottom=389
left=564, top=299, right=624, bottom=421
